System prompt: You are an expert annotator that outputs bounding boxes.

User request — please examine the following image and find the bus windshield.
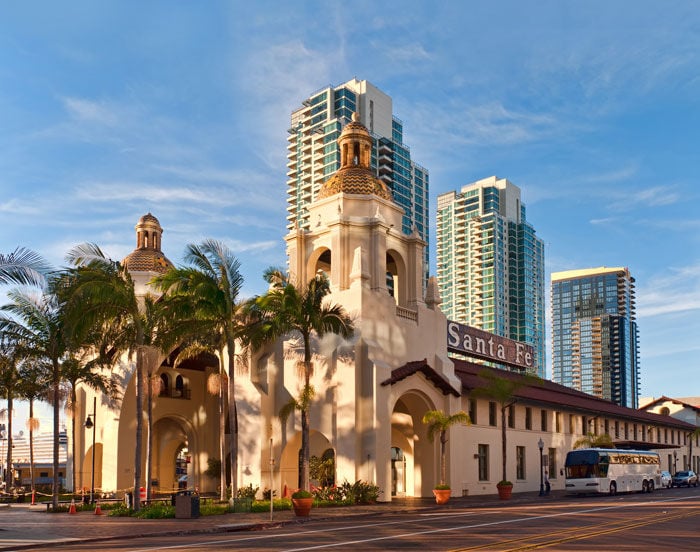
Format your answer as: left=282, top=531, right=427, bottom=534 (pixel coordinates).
left=565, top=450, right=609, bottom=478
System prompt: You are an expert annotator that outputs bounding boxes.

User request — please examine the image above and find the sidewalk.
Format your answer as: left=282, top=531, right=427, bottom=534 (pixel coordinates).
left=0, top=491, right=562, bottom=550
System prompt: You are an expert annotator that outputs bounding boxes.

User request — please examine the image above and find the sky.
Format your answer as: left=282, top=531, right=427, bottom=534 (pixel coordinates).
left=1, top=1, right=699, bottom=429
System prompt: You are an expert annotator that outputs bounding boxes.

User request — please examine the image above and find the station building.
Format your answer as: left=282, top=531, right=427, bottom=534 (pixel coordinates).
left=73, top=116, right=698, bottom=500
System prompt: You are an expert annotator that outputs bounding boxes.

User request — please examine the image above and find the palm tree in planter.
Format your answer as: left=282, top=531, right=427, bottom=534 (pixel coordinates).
left=470, top=368, right=540, bottom=499
left=251, top=268, right=353, bottom=494
left=422, top=409, right=471, bottom=504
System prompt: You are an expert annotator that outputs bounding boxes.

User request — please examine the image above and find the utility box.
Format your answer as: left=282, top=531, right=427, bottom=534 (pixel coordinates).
left=175, top=493, right=200, bottom=519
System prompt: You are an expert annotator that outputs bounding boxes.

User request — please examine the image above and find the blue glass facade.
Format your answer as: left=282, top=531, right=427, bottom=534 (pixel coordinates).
left=436, top=178, right=545, bottom=377
left=287, top=80, right=429, bottom=283
left=551, top=268, right=639, bottom=407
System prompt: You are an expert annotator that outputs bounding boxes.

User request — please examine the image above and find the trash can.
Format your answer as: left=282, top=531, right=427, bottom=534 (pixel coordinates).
left=175, top=493, right=199, bottom=519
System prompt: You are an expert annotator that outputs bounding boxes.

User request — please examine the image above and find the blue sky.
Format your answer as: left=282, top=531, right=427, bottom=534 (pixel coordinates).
left=1, top=0, right=699, bottom=428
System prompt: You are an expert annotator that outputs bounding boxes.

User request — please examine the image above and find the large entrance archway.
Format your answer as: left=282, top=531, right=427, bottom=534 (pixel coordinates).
left=151, top=416, right=197, bottom=494
left=391, top=391, right=435, bottom=497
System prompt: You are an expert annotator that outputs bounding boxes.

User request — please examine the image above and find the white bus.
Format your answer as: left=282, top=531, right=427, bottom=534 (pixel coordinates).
left=565, top=448, right=661, bottom=495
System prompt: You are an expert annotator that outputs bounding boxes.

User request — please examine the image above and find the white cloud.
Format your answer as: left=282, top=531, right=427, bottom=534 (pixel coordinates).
left=637, top=264, right=700, bottom=318
left=62, top=97, right=121, bottom=126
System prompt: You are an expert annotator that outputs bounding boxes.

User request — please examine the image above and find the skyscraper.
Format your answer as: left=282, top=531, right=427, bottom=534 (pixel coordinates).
left=436, top=176, right=546, bottom=377
left=286, top=78, right=429, bottom=281
left=551, top=267, right=639, bottom=408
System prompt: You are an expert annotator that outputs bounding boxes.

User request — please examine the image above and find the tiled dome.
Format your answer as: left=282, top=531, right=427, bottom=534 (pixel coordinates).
left=122, top=213, right=173, bottom=274
left=317, top=113, right=393, bottom=202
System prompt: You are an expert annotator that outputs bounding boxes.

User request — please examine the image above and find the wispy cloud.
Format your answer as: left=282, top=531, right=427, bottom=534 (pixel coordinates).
left=637, top=263, right=700, bottom=318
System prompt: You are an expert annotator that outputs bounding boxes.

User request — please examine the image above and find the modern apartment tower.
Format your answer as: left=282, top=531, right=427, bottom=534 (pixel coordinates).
left=551, top=267, right=639, bottom=408
left=286, top=78, right=429, bottom=281
left=436, top=176, right=546, bottom=377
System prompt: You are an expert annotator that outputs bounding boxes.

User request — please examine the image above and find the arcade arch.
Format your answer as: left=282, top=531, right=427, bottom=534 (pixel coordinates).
left=391, top=391, right=436, bottom=497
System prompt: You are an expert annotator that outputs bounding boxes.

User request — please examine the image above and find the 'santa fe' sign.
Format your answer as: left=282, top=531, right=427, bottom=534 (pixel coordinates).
left=447, top=320, right=535, bottom=370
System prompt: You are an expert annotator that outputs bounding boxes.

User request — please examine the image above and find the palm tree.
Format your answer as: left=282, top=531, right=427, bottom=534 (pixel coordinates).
left=252, top=269, right=354, bottom=492
left=422, top=409, right=471, bottom=487
left=0, top=289, right=69, bottom=508
left=0, top=339, right=21, bottom=490
left=0, top=247, right=48, bottom=287
left=61, top=243, right=162, bottom=511
left=16, top=360, right=50, bottom=498
left=61, top=354, right=116, bottom=495
left=153, top=239, right=248, bottom=502
left=471, top=369, right=539, bottom=487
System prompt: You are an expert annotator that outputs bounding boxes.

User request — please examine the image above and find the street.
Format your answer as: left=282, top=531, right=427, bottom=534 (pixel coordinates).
left=10, top=488, right=698, bottom=551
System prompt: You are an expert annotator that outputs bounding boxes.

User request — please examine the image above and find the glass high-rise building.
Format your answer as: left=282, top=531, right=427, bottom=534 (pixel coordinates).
left=436, top=176, right=546, bottom=377
left=551, top=267, right=639, bottom=408
left=287, top=78, right=429, bottom=281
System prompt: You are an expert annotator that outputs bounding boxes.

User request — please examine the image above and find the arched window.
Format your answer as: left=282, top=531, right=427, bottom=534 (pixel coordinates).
left=175, top=375, right=184, bottom=397
left=159, top=373, right=169, bottom=397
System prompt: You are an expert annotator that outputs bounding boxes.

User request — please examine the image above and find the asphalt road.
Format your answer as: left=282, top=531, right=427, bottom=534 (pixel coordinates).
left=17, top=487, right=699, bottom=551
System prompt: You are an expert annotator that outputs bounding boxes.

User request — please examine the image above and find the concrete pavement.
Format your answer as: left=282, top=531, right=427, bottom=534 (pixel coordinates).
left=0, top=491, right=561, bottom=550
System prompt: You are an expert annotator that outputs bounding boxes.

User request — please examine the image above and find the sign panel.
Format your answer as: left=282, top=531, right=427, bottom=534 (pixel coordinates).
left=447, top=320, right=534, bottom=370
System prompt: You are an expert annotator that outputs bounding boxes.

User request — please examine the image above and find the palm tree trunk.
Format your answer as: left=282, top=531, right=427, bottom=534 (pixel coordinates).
left=52, top=362, right=60, bottom=509
left=501, top=405, right=507, bottom=483
left=219, top=367, right=226, bottom=502
left=5, top=393, right=12, bottom=490
left=133, top=351, right=144, bottom=511
left=146, top=369, right=153, bottom=502
left=70, top=387, right=77, bottom=495
left=439, top=431, right=447, bottom=486
left=300, top=347, right=312, bottom=491
left=227, top=343, right=238, bottom=503
left=29, top=399, right=35, bottom=497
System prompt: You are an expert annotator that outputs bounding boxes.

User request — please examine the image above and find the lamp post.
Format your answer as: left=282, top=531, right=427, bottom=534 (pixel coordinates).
left=673, top=450, right=677, bottom=475
left=538, top=438, right=544, bottom=496
left=84, top=397, right=96, bottom=504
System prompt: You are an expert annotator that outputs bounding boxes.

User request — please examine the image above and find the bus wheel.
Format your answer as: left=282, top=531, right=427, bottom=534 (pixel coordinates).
left=609, top=482, right=617, bottom=495
left=648, top=480, right=654, bottom=493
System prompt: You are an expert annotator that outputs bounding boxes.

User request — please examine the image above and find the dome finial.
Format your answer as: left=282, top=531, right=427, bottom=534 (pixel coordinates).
left=352, top=112, right=360, bottom=122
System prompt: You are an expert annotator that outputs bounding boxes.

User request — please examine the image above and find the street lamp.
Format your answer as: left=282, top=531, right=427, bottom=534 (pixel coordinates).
left=84, top=397, right=96, bottom=504
left=673, top=450, right=678, bottom=475
left=538, top=438, right=544, bottom=496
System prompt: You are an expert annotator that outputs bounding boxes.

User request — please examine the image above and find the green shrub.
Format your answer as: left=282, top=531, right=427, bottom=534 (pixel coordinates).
left=108, top=503, right=133, bottom=517
left=199, top=501, right=230, bottom=516
left=339, top=480, right=381, bottom=504
left=133, top=502, right=175, bottom=519
left=434, top=484, right=451, bottom=490
left=250, top=498, right=292, bottom=512
left=291, top=489, right=313, bottom=499
left=236, top=483, right=259, bottom=499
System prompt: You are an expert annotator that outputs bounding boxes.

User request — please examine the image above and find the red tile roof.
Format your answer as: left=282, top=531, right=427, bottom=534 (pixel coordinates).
left=381, top=359, right=460, bottom=397
left=453, top=359, right=696, bottom=431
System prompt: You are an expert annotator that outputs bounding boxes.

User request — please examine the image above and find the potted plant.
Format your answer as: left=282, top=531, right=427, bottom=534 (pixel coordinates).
left=496, top=480, right=513, bottom=500
left=422, top=409, right=471, bottom=504
left=291, top=489, right=314, bottom=517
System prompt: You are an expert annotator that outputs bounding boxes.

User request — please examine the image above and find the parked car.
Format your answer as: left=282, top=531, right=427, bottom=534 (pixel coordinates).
left=660, top=471, right=672, bottom=488
left=671, top=470, right=698, bottom=487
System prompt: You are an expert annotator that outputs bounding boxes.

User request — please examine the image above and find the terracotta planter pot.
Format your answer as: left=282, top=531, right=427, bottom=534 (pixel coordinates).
left=496, top=483, right=513, bottom=500
left=292, top=497, right=313, bottom=517
left=433, top=488, right=451, bottom=504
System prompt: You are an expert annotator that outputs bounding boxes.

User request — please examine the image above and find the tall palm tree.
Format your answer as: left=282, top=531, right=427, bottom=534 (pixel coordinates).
left=0, top=289, right=69, bottom=508
left=0, top=339, right=21, bottom=490
left=470, top=369, right=539, bottom=486
left=252, top=269, right=354, bottom=492
left=422, top=409, right=471, bottom=487
left=153, top=239, right=248, bottom=502
left=61, top=354, right=116, bottom=495
left=16, top=360, right=50, bottom=498
left=0, top=247, right=48, bottom=287
left=61, top=243, right=162, bottom=511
